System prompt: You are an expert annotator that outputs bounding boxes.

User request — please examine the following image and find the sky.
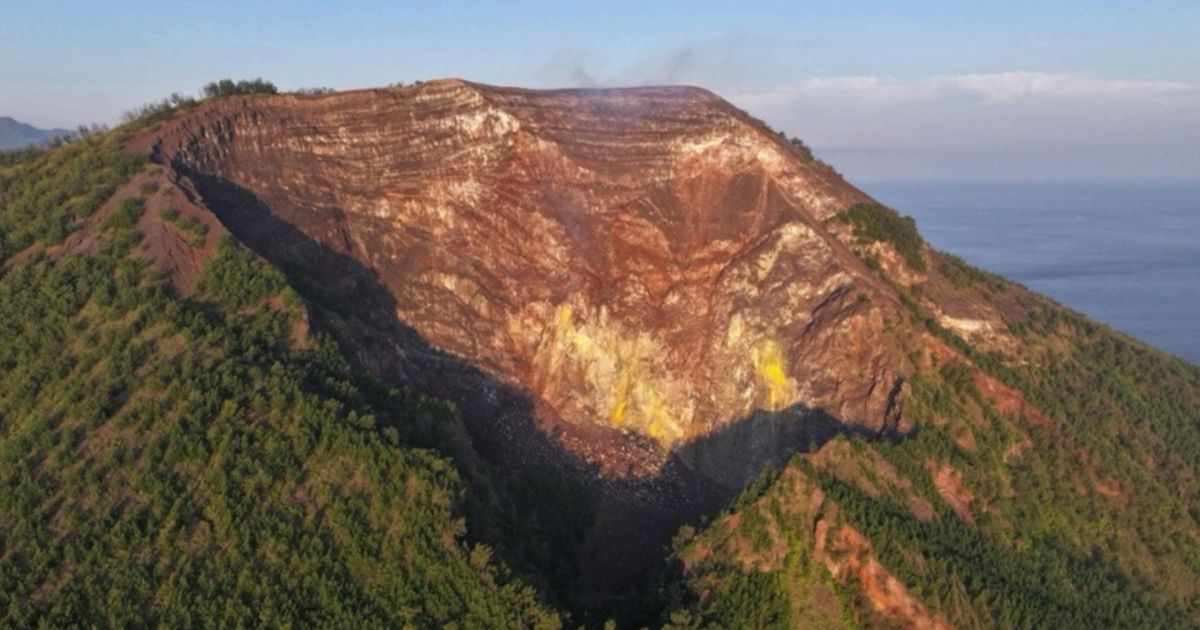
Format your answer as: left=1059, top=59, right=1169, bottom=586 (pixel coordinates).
left=2, top=0, right=1198, bottom=182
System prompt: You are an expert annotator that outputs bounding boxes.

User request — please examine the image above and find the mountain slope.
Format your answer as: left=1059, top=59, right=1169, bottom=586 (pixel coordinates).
left=0, top=116, right=69, bottom=150
left=662, top=224, right=1200, bottom=627
left=0, top=122, right=560, bottom=628
left=2, top=80, right=1199, bottom=627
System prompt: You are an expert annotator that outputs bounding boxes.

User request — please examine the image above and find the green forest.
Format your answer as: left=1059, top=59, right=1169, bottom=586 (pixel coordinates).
left=0, top=134, right=560, bottom=627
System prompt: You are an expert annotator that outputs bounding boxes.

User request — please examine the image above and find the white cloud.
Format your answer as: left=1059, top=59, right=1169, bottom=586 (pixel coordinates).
left=737, top=72, right=1200, bottom=109
left=727, top=72, right=1200, bottom=180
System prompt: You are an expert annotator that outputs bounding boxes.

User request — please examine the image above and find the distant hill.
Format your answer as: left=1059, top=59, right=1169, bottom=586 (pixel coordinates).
left=0, top=116, right=69, bottom=150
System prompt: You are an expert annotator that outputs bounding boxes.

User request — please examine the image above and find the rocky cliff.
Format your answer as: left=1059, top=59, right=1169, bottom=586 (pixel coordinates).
left=125, top=80, right=1015, bottom=600
left=138, top=80, right=918, bottom=470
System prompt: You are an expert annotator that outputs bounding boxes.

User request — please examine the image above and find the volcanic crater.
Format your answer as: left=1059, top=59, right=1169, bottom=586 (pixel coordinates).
left=128, top=78, right=942, bottom=597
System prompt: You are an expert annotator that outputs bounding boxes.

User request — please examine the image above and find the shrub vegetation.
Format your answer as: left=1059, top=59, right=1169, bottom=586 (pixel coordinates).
left=837, top=202, right=927, bottom=271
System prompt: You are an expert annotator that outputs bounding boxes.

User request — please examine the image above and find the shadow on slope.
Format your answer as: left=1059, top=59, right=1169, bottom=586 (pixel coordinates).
left=169, top=164, right=879, bottom=621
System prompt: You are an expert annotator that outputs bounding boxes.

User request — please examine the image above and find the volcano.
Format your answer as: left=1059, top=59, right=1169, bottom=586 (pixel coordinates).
left=125, top=79, right=1052, bottom=598
left=9, top=79, right=1197, bottom=627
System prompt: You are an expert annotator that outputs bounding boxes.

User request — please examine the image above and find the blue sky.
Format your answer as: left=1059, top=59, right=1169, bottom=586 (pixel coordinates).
left=2, top=1, right=1198, bottom=181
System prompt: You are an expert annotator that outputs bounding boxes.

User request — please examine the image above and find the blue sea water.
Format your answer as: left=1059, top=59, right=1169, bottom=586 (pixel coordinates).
left=861, top=182, right=1200, bottom=365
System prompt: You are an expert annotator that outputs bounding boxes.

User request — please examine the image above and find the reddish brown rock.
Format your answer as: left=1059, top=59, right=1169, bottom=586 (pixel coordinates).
left=137, top=80, right=913, bottom=470
left=127, top=79, right=938, bottom=596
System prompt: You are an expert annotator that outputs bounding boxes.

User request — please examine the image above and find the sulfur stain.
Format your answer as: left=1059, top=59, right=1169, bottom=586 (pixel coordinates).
left=610, top=366, right=631, bottom=428
left=635, top=382, right=677, bottom=443
left=524, top=297, right=691, bottom=446
left=753, top=339, right=792, bottom=409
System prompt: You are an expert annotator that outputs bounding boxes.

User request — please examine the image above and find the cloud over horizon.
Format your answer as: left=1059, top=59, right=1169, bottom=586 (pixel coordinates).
left=733, top=72, right=1200, bottom=143
left=729, top=72, right=1200, bottom=181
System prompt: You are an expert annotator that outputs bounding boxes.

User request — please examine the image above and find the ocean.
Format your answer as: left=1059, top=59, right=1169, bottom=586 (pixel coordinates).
left=861, top=182, right=1200, bottom=365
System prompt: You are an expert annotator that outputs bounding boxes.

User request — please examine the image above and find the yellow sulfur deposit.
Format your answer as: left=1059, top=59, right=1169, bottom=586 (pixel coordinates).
left=753, top=339, right=793, bottom=409
left=526, top=298, right=691, bottom=446
left=609, top=366, right=631, bottom=428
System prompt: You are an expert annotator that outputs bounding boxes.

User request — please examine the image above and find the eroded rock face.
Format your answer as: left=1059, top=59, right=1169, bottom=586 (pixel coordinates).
left=143, top=80, right=913, bottom=482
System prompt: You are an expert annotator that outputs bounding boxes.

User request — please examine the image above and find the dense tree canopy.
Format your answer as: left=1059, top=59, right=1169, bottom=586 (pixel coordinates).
left=0, top=138, right=560, bottom=627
